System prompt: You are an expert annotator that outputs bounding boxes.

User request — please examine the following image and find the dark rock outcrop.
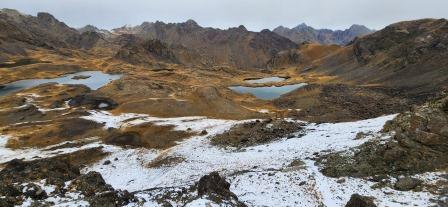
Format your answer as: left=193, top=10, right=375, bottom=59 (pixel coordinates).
left=198, top=172, right=233, bottom=198
left=394, top=177, right=422, bottom=191
left=69, top=171, right=114, bottom=196
left=23, top=183, right=48, bottom=200
left=0, top=154, right=135, bottom=207
left=197, top=172, right=246, bottom=207
left=211, top=119, right=304, bottom=147
left=68, top=94, right=118, bottom=110
left=0, top=158, right=80, bottom=185
left=345, top=194, right=377, bottom=207
left=69, top=171, right=135, bottom=206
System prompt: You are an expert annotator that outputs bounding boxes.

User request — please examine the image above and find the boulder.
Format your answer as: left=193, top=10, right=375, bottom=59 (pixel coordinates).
left=69, top=171, right=113, bottom=196
left=345, top=194, right=376, bottom=207
left=23, top=183, right=47, bottom=200
left=198, top=172, right=232, bottom=198
left=394, top=177, right=422, bottom=191
left=197, top=172, right=246, bottom=207
left=69, top=171, right=136, bottom=206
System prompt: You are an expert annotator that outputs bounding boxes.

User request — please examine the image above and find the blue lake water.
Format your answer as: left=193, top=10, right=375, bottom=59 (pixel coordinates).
left=0, top=71, right=122, bottom=96
left=229, top=83, right=307, bottom=100
left=245, top=77, right=286, bottom=84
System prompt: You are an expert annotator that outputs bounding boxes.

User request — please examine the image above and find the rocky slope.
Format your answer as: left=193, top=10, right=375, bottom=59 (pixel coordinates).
left=0, top=9, right=106, bottom=61
left=319, top=94, right=448, bottom=178
left=273, top=23, right=373, bottom=45
left=267, top=43, right=342, bottom=68
left=112, top=21, right=298, bottom=68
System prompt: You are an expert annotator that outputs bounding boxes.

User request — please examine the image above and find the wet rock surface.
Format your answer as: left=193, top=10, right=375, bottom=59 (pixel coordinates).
left=211, top=119, right=304, bottom=147
left=318, top=96, right=448, bottom=177
left=71, top=75, right=91, bottom=80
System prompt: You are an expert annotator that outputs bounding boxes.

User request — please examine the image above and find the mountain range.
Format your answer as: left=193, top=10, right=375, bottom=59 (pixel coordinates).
left=273, top=23, right=373, bottom=45
left=1, top=8, right=447, bottom=96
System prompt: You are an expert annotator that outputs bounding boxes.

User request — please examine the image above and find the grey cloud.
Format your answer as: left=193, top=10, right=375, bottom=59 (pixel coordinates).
left=1, top=0, right=447, bottom=31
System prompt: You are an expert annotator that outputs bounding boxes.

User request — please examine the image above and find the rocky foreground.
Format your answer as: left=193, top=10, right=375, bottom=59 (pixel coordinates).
left=0, top=95, right=447, bottom=206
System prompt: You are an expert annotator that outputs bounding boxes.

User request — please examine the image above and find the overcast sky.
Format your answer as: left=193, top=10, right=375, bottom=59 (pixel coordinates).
left=1, top=0, right=447, bottom=31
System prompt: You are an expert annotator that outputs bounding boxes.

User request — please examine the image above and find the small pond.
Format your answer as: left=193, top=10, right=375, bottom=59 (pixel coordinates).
left=245, top=76, right=286, bottom=84
left=0, top=71, right=122, bottom=96
left=229, top=83, right=307, bottom=100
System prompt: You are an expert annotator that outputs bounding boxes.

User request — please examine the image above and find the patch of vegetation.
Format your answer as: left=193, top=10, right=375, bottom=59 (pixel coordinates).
left=211, top=119, right=304, bottom=148
left=0, top=58, right=50, bottom=68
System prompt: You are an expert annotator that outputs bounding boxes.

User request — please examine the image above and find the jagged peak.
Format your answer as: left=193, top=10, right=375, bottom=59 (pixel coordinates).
left=181, top=19, right=201, bottom=29
left=0, top=8, right=30, bottom=20
left=0, top=8, right=22, bottom=15
left=37, top=12, right=56, bottom=20
left=238, top=25, right=247, bottom=31
left=294, top=23, right=309, bottom=30
left=185, top=19, right=198, bottom=25
left=273, top=25, right=289, bottom=31
left=80, top=24, right=99, bottom=30
left=349, top=24, right=370, bottom=30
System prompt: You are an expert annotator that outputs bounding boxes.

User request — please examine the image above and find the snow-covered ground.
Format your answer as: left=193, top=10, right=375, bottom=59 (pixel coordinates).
left=0, top=111, right=445, bottom=207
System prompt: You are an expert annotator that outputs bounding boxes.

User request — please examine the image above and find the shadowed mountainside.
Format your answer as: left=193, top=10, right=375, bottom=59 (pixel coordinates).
left=0, top=8, right=105, bottom=57
left=309, top=18, right=448, bottom=98
left=112, top=21, right=298, bottom=68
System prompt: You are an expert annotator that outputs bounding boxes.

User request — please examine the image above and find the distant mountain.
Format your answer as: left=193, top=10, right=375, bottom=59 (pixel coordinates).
left=112, top=20, right=298, bottom=68
left=78, top=25, right=112, bottom=38
left=273, top=23, right=373, bottom=45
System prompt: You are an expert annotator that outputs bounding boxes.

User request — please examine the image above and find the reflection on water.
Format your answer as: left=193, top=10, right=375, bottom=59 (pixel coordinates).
left=0, top=71, right=122, bottom=96
left=229, top=83, right=307, bottom=100
left=245, top=76, right=286, bottom=84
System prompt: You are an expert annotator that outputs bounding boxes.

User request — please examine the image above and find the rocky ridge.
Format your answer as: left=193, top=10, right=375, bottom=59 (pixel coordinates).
left=111, top=20, right=298, bottom=68
left=273, top=23, right=373, bottom=45
left=318, top=94, right=448, bottom=177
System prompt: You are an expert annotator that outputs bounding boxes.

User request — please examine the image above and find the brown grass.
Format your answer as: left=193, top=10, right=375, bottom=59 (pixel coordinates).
left=4, top=118, right=106, bottom=149
left=147, top=155, right=186, bottom=168
left=104, top=123, right=195, bottom=149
